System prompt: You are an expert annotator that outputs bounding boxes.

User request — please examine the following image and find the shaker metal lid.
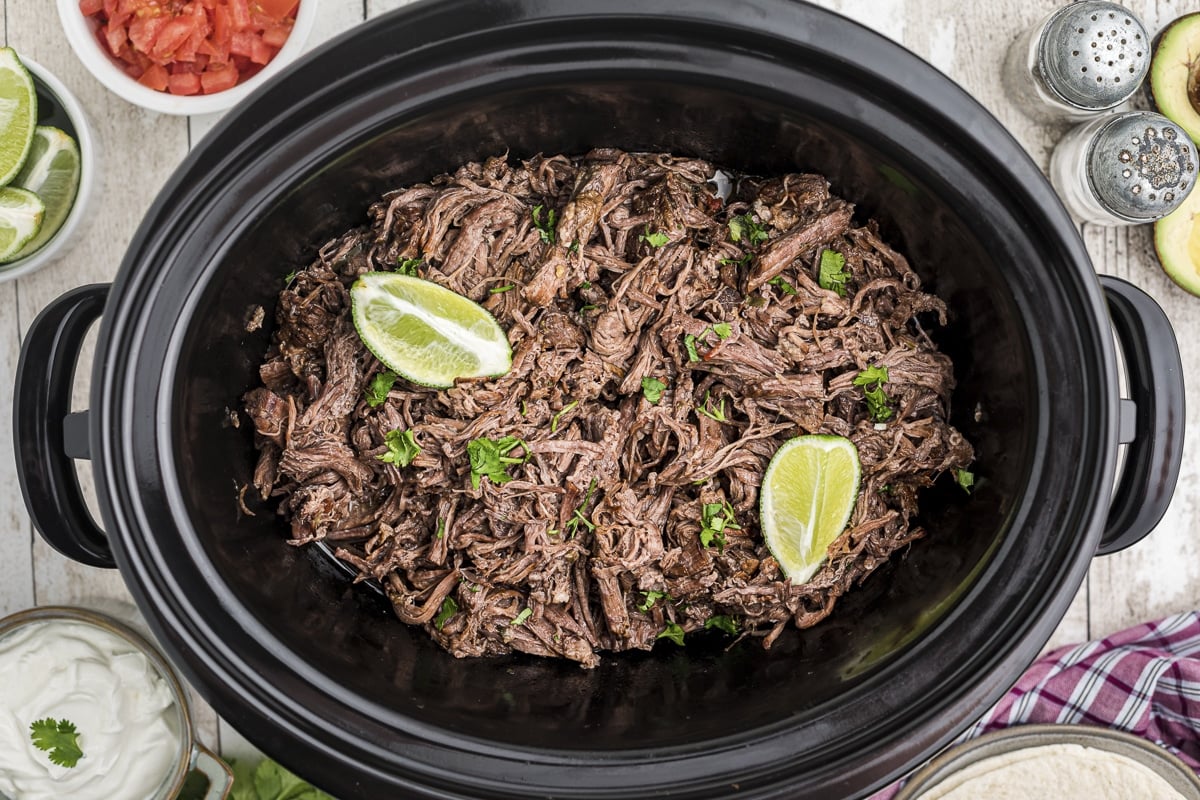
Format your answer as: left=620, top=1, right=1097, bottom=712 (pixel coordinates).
left=1088, top=112, right=1197, bottom=221
left=1039, top=2, right=1149, bottom=110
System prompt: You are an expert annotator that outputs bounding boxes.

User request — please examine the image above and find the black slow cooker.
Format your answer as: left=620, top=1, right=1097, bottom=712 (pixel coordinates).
left=13, top=1, right=1185, bottom=797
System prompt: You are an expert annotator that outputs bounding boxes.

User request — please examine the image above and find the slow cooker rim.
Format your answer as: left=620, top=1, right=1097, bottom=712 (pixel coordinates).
left=89, top=1, right=1118, bottom=797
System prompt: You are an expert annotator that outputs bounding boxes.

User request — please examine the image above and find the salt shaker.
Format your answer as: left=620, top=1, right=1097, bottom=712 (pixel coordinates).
left=1003, top=2, right=1150, bottom=122
left=1050, top=111, right=1196, bottom=226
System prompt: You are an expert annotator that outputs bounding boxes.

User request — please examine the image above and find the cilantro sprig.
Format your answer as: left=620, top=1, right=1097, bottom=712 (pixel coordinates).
left=550, top=400, right=579, bottom=433
left=700, top=500, right=740, bottom=552
left=29, top=718, right=83, bottom=768
left=954, top=468, right=975, bottom=494
left=565, top=478, right=599, bottom=537
left=467, top=436, right=531, bottom=489
left=853, top=364, right=893, bottom=423
left=228, top=756, right=334, bottom=800
left=696, top=391, right=728, bottom=423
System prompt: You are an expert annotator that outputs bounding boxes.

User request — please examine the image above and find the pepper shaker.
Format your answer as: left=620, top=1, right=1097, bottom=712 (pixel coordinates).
left=1050, top=111, right=1196, bottom=226
left=1003, top=2, right=1150, bottom=122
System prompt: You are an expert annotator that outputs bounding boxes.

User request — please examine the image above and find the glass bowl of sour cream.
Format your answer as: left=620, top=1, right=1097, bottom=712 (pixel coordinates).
left=0, top=606, right=231, bottom=800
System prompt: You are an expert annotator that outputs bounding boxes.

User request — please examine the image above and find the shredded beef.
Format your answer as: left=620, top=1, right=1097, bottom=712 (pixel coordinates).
left=245, top=149, right=974, bottom=669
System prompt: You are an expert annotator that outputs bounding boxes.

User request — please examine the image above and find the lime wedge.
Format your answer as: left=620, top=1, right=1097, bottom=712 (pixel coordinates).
left=760, top=435, right=861, bottom=584
left=0, top=49, right=37, bottom=188
left=0, top=186, right=44, bottom=263
left=12, top=127, right=80, bottom=258
left=350, top=272, right=512, bottom=388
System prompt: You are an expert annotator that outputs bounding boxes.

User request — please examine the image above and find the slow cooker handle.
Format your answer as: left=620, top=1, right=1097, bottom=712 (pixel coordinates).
left=1097, top=276, right=1185, bottom=556
left=13, top=284, right=116, bottom=569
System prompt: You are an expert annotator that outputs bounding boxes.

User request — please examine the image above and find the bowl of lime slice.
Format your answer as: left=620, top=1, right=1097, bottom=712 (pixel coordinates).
left=0, top=49, right=93, bottom=283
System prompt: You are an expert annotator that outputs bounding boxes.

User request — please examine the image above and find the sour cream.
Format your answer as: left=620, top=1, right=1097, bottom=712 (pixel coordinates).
left=0, top=620, right=181, bottom=800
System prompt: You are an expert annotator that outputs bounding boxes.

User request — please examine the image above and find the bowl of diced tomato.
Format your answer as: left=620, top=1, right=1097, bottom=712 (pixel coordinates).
left=58, top=0, right=316, bottom=115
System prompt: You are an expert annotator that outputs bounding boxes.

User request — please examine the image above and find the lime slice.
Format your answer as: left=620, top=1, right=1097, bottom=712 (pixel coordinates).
left=350, top=272, right=512, bottom=388
left=12, top=127, right=80, bottom=258
left=0, top=186, right=44, bottom=263
left=0, top=49, right=37, bottom=187
left=760, top=435, right=861, bottom=584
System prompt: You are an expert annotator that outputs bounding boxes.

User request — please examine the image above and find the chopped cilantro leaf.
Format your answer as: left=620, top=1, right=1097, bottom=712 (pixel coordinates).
left=713, top=322, right=732, bottom=339
left=954, top=468, right=975, bottom=494
left=434, top=597, right=458, bottom=630
left=728, top=213, right=769, bottom=246
left=720, top=253, right=753, bottom=268
left=379, top=429, right=421, bottom=467
left=365, top=369, right=398, bottom=408
left=284, top=270, right=297, bottom=286
left=641, top=376, right=667, bottom=405
left=818, top=249, right=849, bottom=296
left=532, top=205, right=558, bottom=244
left=638, top=590, right=668, bottom=612
left=511, top=608, right=533, bottom=626
left=578, top=281, right=592, bottom=290
left=396, top=257, right=422, bottom=277
left=705, top=615, right=739, bottom=635
left=467, top=436, right=531, bottom=490
left=768, top=275, right=798, bottom=296
left=683, top=333, right=700, bottom=362
left=657, top=622, right=686, bottom=646
left=640, top=229, right=670, bottom=248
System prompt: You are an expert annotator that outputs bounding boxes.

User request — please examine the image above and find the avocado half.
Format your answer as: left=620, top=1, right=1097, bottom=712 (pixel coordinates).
left=1154, top=179, right=1200, bottom=296
left=1150, top=13, right=1200, bottom=145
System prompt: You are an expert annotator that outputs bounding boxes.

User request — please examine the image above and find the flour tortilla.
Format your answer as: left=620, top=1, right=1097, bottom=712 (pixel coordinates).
left=915, top=743, right=1187, bottom=800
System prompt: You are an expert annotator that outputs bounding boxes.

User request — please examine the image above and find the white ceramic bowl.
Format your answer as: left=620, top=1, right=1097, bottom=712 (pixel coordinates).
left=55, top=0, right=317, bottom=116
left=0, top=57, right=97, bottom=284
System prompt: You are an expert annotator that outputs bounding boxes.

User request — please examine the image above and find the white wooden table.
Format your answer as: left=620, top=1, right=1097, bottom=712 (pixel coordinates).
left=0, top=0, right=1197, bottom=767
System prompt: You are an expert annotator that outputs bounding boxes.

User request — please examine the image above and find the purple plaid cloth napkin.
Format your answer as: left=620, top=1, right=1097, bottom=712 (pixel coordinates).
left=870, top=610, right=1200, bottom=799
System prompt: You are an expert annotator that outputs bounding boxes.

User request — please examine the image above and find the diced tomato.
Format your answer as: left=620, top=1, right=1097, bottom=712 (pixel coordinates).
left=167, top=72, right=201, bottom=94
left=138, top=62, right=169, bottom=90
left=128, top=15, right=168, bottom=55
left=229, top=30, right=254, bottom=57
left=249, top=37, right=274, bottom=65
left=151, top=18, right=194, bottom=60
left=200, top=64, right=238, bottom=93
left=82, top=0, right=296, bottom=96
left=105, top=22, right=128, bottom=57
left=228, top=0, right=251, bottom=30
left=260, top=23, right=290, bottom=48
left=255, top=0, right=298, bottom=22
left=211, top=5, right=232, bottom=53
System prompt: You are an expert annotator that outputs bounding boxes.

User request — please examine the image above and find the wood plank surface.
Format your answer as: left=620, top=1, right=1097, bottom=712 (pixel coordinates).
left=1, top=0, right=1198, bottom=778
